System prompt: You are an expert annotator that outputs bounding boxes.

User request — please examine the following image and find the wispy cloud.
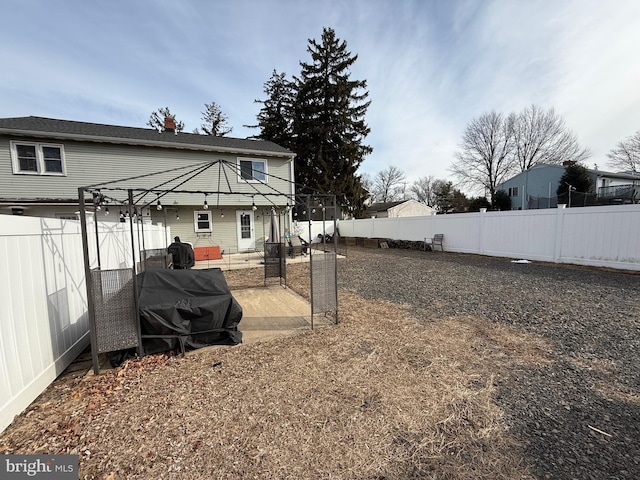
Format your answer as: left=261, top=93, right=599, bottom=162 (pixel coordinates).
left=2, top=0, right=639, bottom=186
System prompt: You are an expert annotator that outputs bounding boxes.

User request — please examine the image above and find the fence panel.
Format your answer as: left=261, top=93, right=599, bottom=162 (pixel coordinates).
left=482, top=209, right=557, bottom=261
left=560, top=206, right=640, bottom=267
left=337, top=205, right=640, bottom=270
left=0, top=216, right=169, bottom=434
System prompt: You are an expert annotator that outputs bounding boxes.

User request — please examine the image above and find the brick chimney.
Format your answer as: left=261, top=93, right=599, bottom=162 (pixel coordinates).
left=164, top=116, right=176, bottom=133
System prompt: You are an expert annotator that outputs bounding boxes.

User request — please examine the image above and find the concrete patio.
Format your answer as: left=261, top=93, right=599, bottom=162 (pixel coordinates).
left=81, top=249, right=334, bottom=373
left=192, top=249, right=310, bottom=271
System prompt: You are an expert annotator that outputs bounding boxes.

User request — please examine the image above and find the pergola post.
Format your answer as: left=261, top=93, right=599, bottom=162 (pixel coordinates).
left=78, top=187, right=101, bottom=374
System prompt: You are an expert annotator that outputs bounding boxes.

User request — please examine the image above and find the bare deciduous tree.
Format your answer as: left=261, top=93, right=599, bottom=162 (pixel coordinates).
left=410, top=175, right=436, bottom=206
left=147, top=107, right=185, bottom=132
left=450, top=111, right=515, bottom=198
left=360, top=172, right=374, bottom=196
left=512, top=105, right=590, bottom=171
left=372, top=166, right=406, bottom=202
left=607, top=130, right=640, bottom=172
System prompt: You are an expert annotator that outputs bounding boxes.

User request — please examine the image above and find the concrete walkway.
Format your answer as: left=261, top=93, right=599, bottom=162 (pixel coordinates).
left=232, top=285, right=332, bottom=344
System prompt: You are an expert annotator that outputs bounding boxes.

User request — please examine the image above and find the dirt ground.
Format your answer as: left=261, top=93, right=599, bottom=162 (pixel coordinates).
left=1, top=249, right=638, bottom=479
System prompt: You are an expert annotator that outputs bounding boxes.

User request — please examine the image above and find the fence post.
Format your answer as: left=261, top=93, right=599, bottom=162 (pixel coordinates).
left=431, top=211, right=437, bottom=244
left=479, top=208, right=487, bottom=255
left=553, top=204, right=566, bottom=262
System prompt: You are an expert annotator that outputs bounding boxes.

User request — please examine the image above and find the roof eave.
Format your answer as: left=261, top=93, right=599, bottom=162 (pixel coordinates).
left=0, top=127, right=296, bottom=159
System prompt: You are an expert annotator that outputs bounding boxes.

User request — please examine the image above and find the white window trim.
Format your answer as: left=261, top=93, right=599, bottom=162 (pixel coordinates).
left=194, top=210, right=212, bottom=233
left=237, top=157, right=268, bottom=183
left=10, top=141, right=67, bottom=176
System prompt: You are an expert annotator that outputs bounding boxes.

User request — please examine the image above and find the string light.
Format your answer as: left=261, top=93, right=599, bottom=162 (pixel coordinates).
left=203, top=194, right=209, bottom=210
left=156, top=198, right=163, bottom=211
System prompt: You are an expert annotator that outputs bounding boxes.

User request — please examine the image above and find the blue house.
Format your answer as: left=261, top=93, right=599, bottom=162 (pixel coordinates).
left=497, top=164, right=565, bottom=209
left=496, top=163, right=640, bottom=209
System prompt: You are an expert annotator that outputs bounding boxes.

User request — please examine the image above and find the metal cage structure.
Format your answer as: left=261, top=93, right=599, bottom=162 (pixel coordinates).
left=78, top=160, right=340, bottom=374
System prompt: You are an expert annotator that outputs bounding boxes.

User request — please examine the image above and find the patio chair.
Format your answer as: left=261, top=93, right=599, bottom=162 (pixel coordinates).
left=289, top=236, right=308, bottom=258
left=425, top=234, right=444, bottom=251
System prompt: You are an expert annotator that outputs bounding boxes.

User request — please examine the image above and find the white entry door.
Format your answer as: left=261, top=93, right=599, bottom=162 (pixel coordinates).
left=236, top=210, right=255, bottom=252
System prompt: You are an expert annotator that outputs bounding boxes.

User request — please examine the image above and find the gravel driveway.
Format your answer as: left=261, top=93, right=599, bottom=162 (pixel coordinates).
left=338, top=248, right=640, bottom=480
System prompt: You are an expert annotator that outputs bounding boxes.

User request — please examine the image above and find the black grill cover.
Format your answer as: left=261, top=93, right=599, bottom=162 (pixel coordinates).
left=137, top=268, right=242, bottom=354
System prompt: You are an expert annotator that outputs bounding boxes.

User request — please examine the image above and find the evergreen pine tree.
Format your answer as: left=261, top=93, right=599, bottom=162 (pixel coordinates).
left=557, top=163, right=594, bottom=196
left=193, top=102, right=233, bottom=136
left=557, top=163, right=595, bottom=206
left=252, top=70, right=294, bottom=148
left=292, top=27, right=372, bottom=214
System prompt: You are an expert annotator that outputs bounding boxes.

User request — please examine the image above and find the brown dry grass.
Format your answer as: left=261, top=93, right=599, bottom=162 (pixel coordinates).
left=0, top=265, right=553, bottom=479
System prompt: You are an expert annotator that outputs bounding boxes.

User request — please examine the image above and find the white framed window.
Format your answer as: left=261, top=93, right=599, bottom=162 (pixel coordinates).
left=238, top=157, right=267, bottom=182
left=56, top=214, right=78, bottom=221
left=508, top=187, right=519, bottom=197
left=10, top=141, right=66, bottom=175
left=194, top=210, right=212, bottom=233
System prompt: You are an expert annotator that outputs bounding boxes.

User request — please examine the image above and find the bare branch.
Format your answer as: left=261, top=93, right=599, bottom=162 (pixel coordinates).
left=511, top=105, right=590, bottom=171
left=371, top=166, right=406, bottom=202
left=147, top=107, right=185, bottom=132
left=198, top=101, right=233, bottom=136
left=450, top=111, right=516, bottom=197
left=410, top=175, right=436, bottom=206
left=607, top=130, right=640, bottom=172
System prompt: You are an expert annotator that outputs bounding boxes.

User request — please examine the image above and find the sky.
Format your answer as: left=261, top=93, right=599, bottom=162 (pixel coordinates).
left=2, top=0, right=640, bottom=189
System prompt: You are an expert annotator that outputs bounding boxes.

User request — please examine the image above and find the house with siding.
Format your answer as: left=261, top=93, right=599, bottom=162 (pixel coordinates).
left=496, top=163, right=640, bottom=209
left=0, top=116, right=296, bottom=253
left=362, top=200, right=434, bottom=218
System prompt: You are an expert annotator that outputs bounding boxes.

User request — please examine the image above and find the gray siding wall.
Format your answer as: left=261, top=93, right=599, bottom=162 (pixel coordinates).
left=156, top=207, right=238, bottom=252
left=498, top=165, right=566, bottom=209
left=153, top=206, right=290, bottom=252
left=0, top=137, right=294, bottom=207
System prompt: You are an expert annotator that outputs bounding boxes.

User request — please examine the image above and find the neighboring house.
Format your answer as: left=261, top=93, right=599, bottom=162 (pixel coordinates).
left=496, top=163, right=640, bottom=210
left=363, top=200, right=434, bottom=218
left=0, top=116, right=296, bottom=253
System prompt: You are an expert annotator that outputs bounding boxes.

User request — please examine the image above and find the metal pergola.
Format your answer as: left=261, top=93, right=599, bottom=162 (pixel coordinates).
left=77, top=159, right=340, bottom=373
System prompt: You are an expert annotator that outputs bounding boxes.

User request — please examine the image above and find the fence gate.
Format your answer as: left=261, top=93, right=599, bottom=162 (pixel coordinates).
left=310, top=250, right=338, bottom=327
left=264, top=242, right=286, bottom=286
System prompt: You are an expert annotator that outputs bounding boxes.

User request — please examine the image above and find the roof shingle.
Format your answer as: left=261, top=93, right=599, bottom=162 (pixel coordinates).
left=0, top=116, right=294, bottom=156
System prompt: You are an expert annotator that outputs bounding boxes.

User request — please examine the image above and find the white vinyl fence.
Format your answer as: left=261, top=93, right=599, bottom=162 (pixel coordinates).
left=0, top=215, right=169, bottom=433
left=294, top=219, right=336, bottom=243
left=338, top=204, right=640, bottom=271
